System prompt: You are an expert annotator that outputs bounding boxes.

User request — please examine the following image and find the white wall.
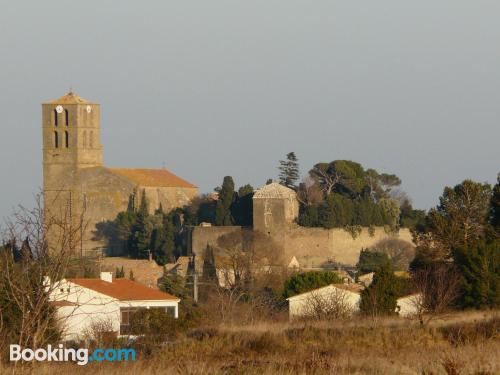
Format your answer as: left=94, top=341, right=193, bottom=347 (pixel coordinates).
left=288, top=285, right=361, bottom=319
left=52, top=280, right=120, bottom=341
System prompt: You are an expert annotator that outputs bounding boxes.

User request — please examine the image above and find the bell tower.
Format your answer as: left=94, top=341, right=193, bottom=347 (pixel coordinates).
left=42, top=92, right=103, bottom=253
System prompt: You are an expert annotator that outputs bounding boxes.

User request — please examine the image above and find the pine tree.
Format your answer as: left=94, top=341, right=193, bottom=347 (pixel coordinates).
left=278, top=152, right=300, bottom=189
left=453, top=239, right=500, bottom=309
left=491, top=174, right=500, bottom=230
left=215, top=176, right=235, bottom=226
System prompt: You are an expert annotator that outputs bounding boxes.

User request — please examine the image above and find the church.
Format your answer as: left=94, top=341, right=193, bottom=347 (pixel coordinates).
left=42, top=92, right=198, bottom=256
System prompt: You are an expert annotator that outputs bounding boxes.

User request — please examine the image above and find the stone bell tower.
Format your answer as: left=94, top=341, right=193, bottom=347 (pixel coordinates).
left=42, top=92, right=103, bottom=253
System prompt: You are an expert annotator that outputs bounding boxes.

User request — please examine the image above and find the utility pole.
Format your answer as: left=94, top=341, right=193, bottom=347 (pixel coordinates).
left=193, top=272, right=198, bottom=303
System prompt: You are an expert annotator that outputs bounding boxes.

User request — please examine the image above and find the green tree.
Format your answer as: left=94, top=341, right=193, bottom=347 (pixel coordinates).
left=412, top=180, right=492, bottom=268
left=360, top=264, right=399, bottom=316
left=453, top=239, right=500, bottom=309
left=356, top=249, right=392, bottom=275
left=130, top=190, right=152, bottom=258
left=215, top=176, right=236, bottom=226
left=278, top=152, right=300, bottom=189
left=282, top=271, right=342, bottom=298
left=232, top=184, right=254, bottom=226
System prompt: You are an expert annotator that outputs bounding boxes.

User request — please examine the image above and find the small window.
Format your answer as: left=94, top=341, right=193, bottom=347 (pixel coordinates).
left=54, top=131, right=59, bottom=148
left=54, top=109, right=58, bottom=126
left=166, top=306, right=176, bottom=317
left=89, top=131, right=94, bottom=148
left=65, top=131, right=69, bottom=148
left=82, top=131, right=87, bottom=148
left=65, top=109, right=69, bottom=126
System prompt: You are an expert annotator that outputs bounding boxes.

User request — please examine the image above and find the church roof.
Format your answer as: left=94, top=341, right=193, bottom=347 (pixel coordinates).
left=253, top=182, right=296, bottom=199
left=46, top=92, right=92, bottom=104
left=109, top=168, right=196, bottom=189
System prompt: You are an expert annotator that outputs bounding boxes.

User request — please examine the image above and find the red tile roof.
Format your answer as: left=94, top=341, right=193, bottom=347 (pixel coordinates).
left=46, top=92, right=92, bottom=104
left=109, top=168, right=196, bottom=188
left=67, top=278, right=179, bottom=301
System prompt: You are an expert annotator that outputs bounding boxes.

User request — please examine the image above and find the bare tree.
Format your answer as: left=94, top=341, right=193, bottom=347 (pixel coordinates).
left=411, top=264, right=462, bottom=324
left=370, top=238, right=415, bottom=271
left=297, top=177, right=323, bottom=206
left=302, top=288, right=355, bottom=320
left=0, top=192, right=85, bottom=354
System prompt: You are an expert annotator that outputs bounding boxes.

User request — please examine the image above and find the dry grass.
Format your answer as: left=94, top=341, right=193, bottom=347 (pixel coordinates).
left=2, top=310, right=499, bottom=375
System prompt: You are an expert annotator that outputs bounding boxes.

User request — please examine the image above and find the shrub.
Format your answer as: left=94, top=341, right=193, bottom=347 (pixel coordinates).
left=282, top=271, right=342, bottom=298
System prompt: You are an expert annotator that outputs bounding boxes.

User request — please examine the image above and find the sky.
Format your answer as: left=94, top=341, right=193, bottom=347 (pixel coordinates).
left=0, top=1, right=499, bottom=218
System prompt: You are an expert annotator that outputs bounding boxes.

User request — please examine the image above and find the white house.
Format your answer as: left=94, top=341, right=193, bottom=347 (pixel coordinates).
left=396, top=294, right=422, bottom=317
left=49, top=272, right=180, bottom=341
left=286, top=284, right=363, bottom=320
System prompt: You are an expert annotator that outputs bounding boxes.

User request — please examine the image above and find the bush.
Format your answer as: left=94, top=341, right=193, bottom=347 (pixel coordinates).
left=360, top=264, right=399, bottom=316
left=282, top=271, right=342, bottom=298
left=356, top=249, right=392, bottom=275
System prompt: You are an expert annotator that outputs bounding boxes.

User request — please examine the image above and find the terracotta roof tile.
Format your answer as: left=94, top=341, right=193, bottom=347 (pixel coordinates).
left=109, top=168, right=196, bottom=188
left=46, top=92, right=92, bottom=104
left=67, top=278, right=179, bottom=301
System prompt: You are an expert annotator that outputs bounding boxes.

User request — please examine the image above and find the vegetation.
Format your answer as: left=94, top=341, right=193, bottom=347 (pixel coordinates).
left=356, top=249, right=392, bottom=275
left=360, top=264, right=400, bottom=316
left=411, top=178, right=500, bottom=310
left=282, top=271, right=342, bottom=298
left=297, top=159, right=422, bottom=229
left=278, top=152, right=300, bottom=189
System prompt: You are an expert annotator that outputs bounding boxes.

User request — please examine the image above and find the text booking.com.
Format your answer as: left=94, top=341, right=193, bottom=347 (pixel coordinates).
left=10, top=344, right=136, bottom=366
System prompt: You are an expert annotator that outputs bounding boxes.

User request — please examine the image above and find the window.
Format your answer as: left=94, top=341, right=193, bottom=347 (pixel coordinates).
left=166, top=306, right=176, bottom=317
left=65, top=131, right=69, bottom=148
left=82, top=131, right=87, bottom=148
left=54, top=131, right=59, bottom=148
left=65, top=109, right=69, bottom=126
left=54, top=109, right=58, bottom=126
left=89, top=131, right=94, bottom=148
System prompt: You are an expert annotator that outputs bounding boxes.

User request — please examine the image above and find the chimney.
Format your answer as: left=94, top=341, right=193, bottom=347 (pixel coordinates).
left=100, top=272, right=113, bottom=283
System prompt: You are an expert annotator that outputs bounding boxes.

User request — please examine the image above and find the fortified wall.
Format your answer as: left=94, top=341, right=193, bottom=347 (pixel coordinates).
left=190, top=183, right=414, bottom=268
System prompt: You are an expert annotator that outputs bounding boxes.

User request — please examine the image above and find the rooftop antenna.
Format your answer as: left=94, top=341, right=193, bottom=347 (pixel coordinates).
left=69, top=85, right=73, bottom=95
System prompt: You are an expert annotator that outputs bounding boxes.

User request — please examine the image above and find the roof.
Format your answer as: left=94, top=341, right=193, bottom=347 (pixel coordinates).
left=286, top=283, right=364, bottom=301
left=109, top=168, right=196, bottom=188
left=50, top=300, right=78, bottom=307
left=67, top=278, right=179, bottom=301
left=46, top=92, right=92, bottom=105
left=253, top=182, right=296, bottom=199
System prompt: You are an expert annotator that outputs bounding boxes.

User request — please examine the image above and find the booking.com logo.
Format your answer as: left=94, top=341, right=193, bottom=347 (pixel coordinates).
left=10, top=344, right=136, bottom=366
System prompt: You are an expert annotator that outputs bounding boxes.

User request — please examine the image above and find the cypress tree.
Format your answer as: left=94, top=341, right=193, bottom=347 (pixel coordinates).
left=215, top=176, right=235, bottom=226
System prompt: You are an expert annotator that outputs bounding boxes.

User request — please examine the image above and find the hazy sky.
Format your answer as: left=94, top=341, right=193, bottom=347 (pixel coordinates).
left=0, top=1, right=499, bottom=218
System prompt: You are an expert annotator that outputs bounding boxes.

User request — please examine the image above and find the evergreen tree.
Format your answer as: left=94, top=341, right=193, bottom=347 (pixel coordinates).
left=282, top=271, right=342, bottom=298
left=491, top=174, right=500, bottom=231
left=130, top=190, right=151, bottom=258
left=278, top=152, right=300, bottom=189
left=357, top=249, right=392, bottom=275
left=215, top=176, right=235, bottom=226
left=453, top=239, right=500, bottom=309
left=360, top=264, right=399, bottom=316
left=232, top=184, right=254, bottom=226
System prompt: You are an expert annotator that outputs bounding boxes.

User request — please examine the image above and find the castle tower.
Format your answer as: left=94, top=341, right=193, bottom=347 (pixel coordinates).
left=42, top=92, right=102, bottom=253
left=252, top=182, right=299, bottom=237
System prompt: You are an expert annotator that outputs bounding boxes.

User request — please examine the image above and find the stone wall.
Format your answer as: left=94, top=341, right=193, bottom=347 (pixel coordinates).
left=283, top=226, right=413, bottom=268
left=191, top=226, right=243, bottom=255
left=190, top=225, right=414, bottom=268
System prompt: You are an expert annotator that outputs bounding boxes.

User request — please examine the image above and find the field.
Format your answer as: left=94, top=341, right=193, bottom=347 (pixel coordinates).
left=2, top=310, right=499, bottom=375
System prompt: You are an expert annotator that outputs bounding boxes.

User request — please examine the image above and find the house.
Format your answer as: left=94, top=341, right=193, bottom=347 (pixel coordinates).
left=49, top=272, right=180, bottom=341
left=358, top=272, right=374, bottom=287
left=286, top=284, right=364, bottom=320
left=396, top=294, right=422, bottom=317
